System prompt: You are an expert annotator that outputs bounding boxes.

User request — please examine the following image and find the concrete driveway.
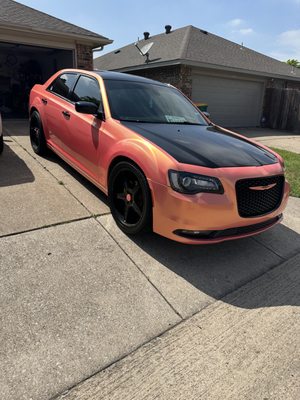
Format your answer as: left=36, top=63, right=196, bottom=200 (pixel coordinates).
left=236, top=127, right=300, bottom=154
left=1, top=121, right=300, bottom=400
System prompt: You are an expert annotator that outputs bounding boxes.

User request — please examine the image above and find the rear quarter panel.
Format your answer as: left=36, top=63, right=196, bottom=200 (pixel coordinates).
left=29, top=84, right=50, bottom=136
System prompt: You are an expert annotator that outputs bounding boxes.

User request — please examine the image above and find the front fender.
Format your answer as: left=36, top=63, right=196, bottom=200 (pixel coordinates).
left=102, top=136, right=177, bottom=191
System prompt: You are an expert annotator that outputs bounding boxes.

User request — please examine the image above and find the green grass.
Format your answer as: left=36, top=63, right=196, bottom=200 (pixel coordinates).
left=271, top=147, right=300, bottom=198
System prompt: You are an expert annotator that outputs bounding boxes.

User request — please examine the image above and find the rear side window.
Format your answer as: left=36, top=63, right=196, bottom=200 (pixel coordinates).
left=72, top=75, right=102, bottom=107
left=48, top=73, right=78, bottom=99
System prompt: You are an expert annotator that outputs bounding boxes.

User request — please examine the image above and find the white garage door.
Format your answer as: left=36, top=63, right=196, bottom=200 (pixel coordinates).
left=192, top=74, right=265, bottom=127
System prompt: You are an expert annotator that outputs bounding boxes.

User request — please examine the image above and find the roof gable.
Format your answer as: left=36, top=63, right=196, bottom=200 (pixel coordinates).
left=0, top=0, right=112, bottom=43
left=94, top=25, right=300, bottom=80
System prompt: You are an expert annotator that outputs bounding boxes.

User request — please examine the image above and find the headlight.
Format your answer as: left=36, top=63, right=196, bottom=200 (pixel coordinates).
left=168, top=170, right=224, bottom=194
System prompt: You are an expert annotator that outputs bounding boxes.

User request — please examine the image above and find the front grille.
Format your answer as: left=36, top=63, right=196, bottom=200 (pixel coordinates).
left=236, top=175, right=284, bottom=217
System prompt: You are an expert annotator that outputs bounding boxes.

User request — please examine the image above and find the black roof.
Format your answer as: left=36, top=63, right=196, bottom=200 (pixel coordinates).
left=0, top=0, right=112, bottom=43
left=94, top=25, right=300, bottom=80
left=95, top=70, right=165, bottom=85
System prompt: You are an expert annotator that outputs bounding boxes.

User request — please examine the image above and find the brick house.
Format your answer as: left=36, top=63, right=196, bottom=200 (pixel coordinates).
left=94, top=25, right=300, bottom=128
left=0, top=0, right=112, bottom=117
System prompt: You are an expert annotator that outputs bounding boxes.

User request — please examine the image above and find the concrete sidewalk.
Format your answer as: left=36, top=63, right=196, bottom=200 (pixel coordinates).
left=1, top=120, right=300, bottom=400
left=236, top=127, right=300, bottom=154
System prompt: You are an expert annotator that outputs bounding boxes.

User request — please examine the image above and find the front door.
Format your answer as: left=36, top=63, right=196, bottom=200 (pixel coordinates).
left=65, top=74, right=104, bottom=182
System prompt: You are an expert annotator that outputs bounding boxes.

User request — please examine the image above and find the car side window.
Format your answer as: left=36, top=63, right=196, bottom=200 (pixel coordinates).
left=71, top=75, right=102, bottom=108
left=48, top=73, right=78, bottom=99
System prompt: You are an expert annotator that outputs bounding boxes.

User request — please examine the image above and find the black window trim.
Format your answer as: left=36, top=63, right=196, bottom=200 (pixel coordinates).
left=47, top=72, right=80, bottom=104
left=70, top=73, right=103, bottom=107
left=47, top=72, right=104, bottom=117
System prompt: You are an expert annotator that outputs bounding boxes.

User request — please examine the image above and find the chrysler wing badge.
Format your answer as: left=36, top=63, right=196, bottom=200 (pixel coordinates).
left=249, top=183, right=277, bottom=191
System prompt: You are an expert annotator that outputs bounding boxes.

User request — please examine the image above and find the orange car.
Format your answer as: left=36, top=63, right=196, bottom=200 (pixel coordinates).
left=29, top=69, right=289, bottom=244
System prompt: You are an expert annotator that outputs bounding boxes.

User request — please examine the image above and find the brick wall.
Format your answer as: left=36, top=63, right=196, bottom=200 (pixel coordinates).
left=76, top=44, right=93, bottom=70
left=130, top=64, right=193, bottom=98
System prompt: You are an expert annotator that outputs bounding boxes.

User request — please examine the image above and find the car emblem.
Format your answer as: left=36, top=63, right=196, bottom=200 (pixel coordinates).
left=249, top=183, right=277, bottom=191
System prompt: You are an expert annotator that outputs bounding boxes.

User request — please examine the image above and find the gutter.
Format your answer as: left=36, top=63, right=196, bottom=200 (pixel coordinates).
left=0, top=21, right=113, bottom=47
left=105, top=58, right=300, bottom=82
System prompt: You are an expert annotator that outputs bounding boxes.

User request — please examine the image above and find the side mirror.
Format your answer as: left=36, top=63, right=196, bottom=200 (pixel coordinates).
left=75, top=101, right=104, bottom=119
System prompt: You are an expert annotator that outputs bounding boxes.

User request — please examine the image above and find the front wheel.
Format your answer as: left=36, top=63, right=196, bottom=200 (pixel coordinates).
left=0, top=135, right=3, bottom=154
left=108, top=161, right=152, bottom=235
left=30, top=111, right=47, bottom=156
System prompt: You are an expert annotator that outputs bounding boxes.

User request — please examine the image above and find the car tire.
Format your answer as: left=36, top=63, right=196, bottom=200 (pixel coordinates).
left=0, top=135, right=3, bottom=154
left=30, top=110, right=47, bottom=156
left=108, top=161, right=152, bottom=235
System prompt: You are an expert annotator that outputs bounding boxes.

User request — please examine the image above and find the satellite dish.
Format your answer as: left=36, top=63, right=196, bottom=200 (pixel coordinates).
left=134, top=41, right=154, bottom=63
left=139, top=42, right=153, bottom=56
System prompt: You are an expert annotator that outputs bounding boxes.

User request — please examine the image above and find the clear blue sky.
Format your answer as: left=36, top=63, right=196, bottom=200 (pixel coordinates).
left=18, top=0, right=300, bottom=61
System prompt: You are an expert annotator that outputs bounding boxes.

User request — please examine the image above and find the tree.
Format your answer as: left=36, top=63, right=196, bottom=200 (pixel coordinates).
left=286, top=59, right=300, bottom=68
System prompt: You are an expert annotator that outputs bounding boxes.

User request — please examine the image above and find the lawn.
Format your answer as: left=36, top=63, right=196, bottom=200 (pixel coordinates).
left=271, top=147, right=300, bottom=198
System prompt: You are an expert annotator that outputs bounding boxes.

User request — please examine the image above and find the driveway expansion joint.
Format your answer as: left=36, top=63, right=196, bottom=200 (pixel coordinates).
left=0, top=216, right=95, bottom=239
left=252, top=235, right=289, bottom=261
left=49, top=251, right=300, bottom=400
left=95, top=217, right=184, bottom=320
left=9, top=134, right=98, bottom=217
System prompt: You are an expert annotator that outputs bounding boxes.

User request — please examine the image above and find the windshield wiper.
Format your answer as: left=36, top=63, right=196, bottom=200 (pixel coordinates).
left=119, top=118, right=157, bottom=123
left=167, top=121, right=205, bottom=126
left=120, top=119, right=206, bottom=125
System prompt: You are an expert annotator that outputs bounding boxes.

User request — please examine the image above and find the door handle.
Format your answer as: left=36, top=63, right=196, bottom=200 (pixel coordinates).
left=41, top=98, right=47, bottom=105
left=62, top=111, right=70, bottom=118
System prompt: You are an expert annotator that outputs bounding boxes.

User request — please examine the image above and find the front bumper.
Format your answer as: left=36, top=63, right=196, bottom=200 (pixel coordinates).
left=149, top=163, right=290, bottom=244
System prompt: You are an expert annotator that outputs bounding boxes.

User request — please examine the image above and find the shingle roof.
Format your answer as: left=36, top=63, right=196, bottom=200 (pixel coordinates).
left=94, top=25, right=300, bottom=80
left=0, top=0, right=112, bottom=43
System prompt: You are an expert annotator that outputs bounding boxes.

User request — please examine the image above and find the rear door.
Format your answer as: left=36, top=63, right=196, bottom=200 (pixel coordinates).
left=44, top=72, right=78, bottom=154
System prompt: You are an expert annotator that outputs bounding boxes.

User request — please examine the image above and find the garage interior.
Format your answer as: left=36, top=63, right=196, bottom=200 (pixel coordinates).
left=0, top=42, right=74, bottom=118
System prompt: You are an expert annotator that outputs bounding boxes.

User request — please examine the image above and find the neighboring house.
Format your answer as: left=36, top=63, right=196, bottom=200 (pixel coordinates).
left=95, top=25, right=300, bottom=128
left=0, top=0, right=112, bottom=117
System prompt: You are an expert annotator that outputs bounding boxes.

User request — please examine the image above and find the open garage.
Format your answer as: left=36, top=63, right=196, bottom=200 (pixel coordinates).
left=0, top=0, right=112, bottom=119
left=0, top=42, right=74, bottom=118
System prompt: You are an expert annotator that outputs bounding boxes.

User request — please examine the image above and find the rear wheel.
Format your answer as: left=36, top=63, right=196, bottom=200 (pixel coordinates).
left=108, top=161, right=152, bottom=235
left=30, top=111, right=47, bottom=155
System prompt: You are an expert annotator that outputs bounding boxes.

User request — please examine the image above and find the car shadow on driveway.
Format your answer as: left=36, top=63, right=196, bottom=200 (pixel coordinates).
left=0, top=141, right=35, bottom=187
left=43, top=150, right=109, bottom=207
left=118, top=222, right=300, bottom=311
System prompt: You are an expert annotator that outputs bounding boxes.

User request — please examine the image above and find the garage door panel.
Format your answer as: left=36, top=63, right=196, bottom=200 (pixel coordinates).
left=192, top=75, right=264, bottom=127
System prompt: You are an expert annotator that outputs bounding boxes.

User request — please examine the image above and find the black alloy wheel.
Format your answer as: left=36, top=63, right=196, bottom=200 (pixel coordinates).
left=108, top=161, right=152, bottom=235
left=30, top=111, right=47, bottom=155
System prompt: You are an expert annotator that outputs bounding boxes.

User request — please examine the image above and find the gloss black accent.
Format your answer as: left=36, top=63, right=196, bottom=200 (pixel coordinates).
left=174, top=215, right=282, bottom=239
left=236, top=175, right=285, bottom=217
left=121, top=122, right=279, bottom=168
left=98, top=71, right=166, bottom=85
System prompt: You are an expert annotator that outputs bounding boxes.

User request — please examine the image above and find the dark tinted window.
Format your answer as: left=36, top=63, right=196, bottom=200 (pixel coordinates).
left=72, top=75, right=101, bottom=107
left=49, top=73, right=78, bottom=99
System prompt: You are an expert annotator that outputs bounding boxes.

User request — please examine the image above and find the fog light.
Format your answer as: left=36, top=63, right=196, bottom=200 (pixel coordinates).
left=174, top=229, right=213, bottom=238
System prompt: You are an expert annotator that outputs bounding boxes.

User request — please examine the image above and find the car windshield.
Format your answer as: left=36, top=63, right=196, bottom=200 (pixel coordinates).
left=104, top=79, right=207, bottom=125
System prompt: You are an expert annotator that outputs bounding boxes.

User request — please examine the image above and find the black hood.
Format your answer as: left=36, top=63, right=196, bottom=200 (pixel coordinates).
left=122, top=122, right=278, bottom=168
